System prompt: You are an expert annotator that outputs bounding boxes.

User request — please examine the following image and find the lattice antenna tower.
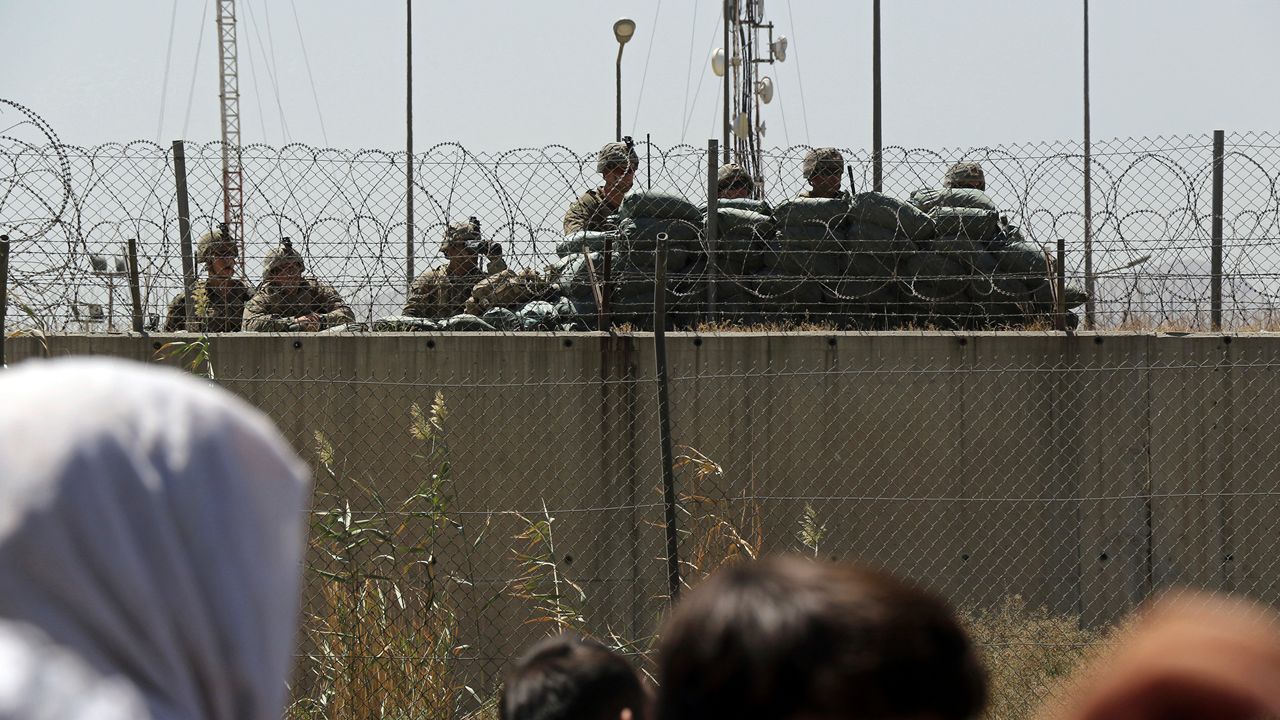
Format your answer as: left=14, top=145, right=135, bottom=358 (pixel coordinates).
left=715, top=0, right=787, bottom=196
left=215, top=0, right=245, bottom=266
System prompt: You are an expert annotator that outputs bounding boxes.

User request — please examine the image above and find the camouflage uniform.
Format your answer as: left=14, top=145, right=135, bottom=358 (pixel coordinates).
left=242, top=241, right=354, bottom=331
left=943, top=162, right=986, bottom=190
left=562, top=138, right=640, bottom=234
left=799, top=147, right=848, bottom=199
left=164, top=280, right=252, bottom=332
left=403, top=219, right=509, bottom=319
left=163, top=231, right=251, bottom=332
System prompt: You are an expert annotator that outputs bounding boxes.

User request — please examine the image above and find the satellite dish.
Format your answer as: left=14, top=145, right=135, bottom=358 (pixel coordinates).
left=756, top=76, right=775, bottom=104
left=772, top=35, right=788, bottom=62
left=711, top=48, right=726, bottom=77
left=733, top=112, right=749, bottom=139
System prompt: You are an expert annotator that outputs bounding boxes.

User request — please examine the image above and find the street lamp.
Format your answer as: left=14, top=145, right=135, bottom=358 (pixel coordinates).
left=613, top=17, right=636, bottom=142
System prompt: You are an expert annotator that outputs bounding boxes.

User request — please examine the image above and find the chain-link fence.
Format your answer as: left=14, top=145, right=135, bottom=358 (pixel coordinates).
left=6, top=96, right=1280, bottom=719
left=4, top=97, right=1280, bottom=334
left=6, top=331, right=1280, bottom=720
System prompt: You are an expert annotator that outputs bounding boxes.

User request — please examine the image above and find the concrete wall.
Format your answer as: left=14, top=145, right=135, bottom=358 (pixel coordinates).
left=7, top=331, right=1280, bottom=686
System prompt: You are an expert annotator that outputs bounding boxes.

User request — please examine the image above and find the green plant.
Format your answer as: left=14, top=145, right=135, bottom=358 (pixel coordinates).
left=289, top=392, right=480, bottom=720
left=796, top=503, right=826, bottom=558
left=154, top=334, right=214, bottom=379
left=507, top=500, right=586, bottom=632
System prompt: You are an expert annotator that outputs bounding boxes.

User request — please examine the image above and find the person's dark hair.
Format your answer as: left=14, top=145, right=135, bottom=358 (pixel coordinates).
left=658, top=556, right=987, bottom=720
left=500, top=633, right=649, bottom=720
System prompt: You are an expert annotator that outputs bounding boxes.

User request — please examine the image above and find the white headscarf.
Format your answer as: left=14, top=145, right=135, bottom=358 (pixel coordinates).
left=0, top=358, right=312, bottom=720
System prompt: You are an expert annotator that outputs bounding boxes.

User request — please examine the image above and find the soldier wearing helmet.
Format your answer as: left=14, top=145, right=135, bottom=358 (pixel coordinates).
left=717, top=164, right=755, bottom=200
left=562, top=137, right=639, bottom=235
left=403, top=217, right=514, bottom=319
left=241, top=238, right=354, bottom=332
left=163, top=230, right=253, bottom=332
left=798, top=147, right=850, bottom=199
left=943, top=162, right=986, bottom=191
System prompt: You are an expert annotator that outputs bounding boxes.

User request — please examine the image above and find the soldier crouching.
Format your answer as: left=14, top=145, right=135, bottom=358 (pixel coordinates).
left=242, top=238, right=355, bottom=331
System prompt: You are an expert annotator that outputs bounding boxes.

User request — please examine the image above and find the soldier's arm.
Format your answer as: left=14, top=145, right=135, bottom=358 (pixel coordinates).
left=563, top=199, right=588, bottom=235
left=315, top=283, right=355, bottom=327
left=402, top=279, right=430, bottom=318
left=242, top=292, right=297, bottom=332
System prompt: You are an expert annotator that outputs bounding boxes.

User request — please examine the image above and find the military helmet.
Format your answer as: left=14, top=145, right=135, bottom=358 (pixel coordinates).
left=717, top=163, right=754, bottom=192
left=440, top=217, right=485, bottom=253
left=195, top=230, right=237, bottom=264
left=943, top=162, right=986, bottom=190
left=262, top=237, right=305, bottom=278
left=802, top=147, right=845, bottom=179
left=596, top=136, right=639, bottom=174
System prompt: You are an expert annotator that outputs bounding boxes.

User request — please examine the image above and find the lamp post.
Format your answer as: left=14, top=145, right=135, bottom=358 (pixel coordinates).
left=613, top=17, right=636, bottom=142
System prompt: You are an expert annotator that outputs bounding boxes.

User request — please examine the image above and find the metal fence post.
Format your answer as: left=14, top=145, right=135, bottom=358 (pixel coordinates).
left=0, top=235, right=9, bottom=367
left=1056, top=237, right=1067, bottom=332
left=872, top=0, right=883, bottom=192
left=172, top=140, right=196, bottom=330
left=705, top=139, right=720, bottom=319
left=1212, top=130, right=1225, bottom=331
left=653, top=231, right=682, bottom=602
left=126, top=237, right=143, bottom=333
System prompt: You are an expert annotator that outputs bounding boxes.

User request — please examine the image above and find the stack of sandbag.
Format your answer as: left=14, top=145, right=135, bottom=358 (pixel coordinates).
left=700, top=199, right=775, bottom=323
left=614, top=190, right=707, bottom=326
left=840, top=193, right=936, bottom=326
left=767, top=197, right=854, bottom=317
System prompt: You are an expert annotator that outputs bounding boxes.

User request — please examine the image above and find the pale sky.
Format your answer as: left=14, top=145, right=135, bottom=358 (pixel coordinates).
left=2, top=0, right=1277, bottom=152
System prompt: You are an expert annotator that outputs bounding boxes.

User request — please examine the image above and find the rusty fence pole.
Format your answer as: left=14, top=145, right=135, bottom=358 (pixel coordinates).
left=126, top=238, right=143, bottom=333
left=705, top=139, right=720, bottom=319
left=653, top=230, right=682, bottom=602
left=1211, top=130, right=1225, bottom=331
left=172, top=141, right=196, bottom=330
left=871, top=0, right=883, bottom=192
left=1056, top=237, right=1067, bottom=332
left=0, top=235, right=9, bottom=366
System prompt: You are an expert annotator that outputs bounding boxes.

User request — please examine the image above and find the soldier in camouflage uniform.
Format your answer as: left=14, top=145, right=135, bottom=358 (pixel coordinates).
left=798, top=147, right=851, bottom=199
left=403, top=218, right=508, bottom=318
left=163, top=230, right=252, bottom=332
left=717, top=163, right=755, bottom=200
left=562, top=137, right=639, bottom=234
left=242, top=239, right=354, bottom=332
left=943, top=162, right=986, bottom=191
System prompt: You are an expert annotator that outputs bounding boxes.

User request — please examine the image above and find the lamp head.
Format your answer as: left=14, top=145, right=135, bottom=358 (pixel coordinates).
left=613, top=17, right=636, bottom=45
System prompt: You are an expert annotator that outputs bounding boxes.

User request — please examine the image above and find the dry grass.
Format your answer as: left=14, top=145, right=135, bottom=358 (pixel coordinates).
left=962, top=596, right=1108, bottom=720
left=289, top=393, right=478, bottom=720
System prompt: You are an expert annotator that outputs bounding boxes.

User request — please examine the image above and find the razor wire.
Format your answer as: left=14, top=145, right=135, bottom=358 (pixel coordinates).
left=4, top=97, right=1280, bottom=335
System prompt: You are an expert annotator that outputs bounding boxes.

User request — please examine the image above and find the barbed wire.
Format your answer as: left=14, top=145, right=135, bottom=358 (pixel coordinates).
left=3, top=97, right=1279, bottom=331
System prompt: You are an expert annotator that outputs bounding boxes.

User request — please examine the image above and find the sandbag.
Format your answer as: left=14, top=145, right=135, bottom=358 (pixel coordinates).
left=554, top=252, right=603, bottom=300
left=713, top=207, right=775, bottom=235
left=930, top=207, right=1001, bottom=241
left=910, top=188, right=998, bottom=213
left=479, top=307, right=521, bottom=331
left=849, top=192, right=937, bottom=241
left=902, top=252, right=970, bottom=300
left=619, top=217, right=703, bottom=246
left=989, top=240, right=1049, bottom=277
left=773, top=197, right=853, bottom=232
left=705, top=197, right=773, bottom=215
left=713, top=236, right=768, bottom=277
left=439, top=313, right=497, bottom=331
left=556, top=230, right=618, bottom=258
left=619, top=190, right=703, bottom=222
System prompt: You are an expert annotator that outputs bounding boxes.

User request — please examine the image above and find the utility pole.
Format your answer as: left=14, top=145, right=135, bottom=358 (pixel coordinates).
left=215, top=0, right=245, bottom=269
left=1082, top=0, right=1095, bottom=327
left=872, top=0, right=883, bottom=192
left=405, top=0, right=415, bottom=290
